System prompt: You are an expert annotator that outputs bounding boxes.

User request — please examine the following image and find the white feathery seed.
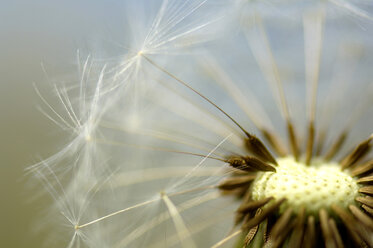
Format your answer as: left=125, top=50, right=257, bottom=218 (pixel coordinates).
left=30, top=0, right=373, bottom=247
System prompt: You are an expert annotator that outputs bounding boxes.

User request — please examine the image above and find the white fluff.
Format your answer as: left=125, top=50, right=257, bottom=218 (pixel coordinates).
left=31, top=0, right=373, bottom=247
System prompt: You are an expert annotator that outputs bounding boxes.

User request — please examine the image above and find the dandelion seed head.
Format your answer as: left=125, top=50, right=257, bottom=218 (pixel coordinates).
left=251, top=156, right=359, bottom=215
left=29, top=0, right=373, bottom=247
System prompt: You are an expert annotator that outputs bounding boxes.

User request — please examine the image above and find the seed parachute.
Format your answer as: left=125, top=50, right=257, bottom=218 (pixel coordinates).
left=30, top=1, right=373, bottom=247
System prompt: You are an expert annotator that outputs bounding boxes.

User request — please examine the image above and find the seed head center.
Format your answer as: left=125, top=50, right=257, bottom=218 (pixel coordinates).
left=251, top=157, right=359, bottom=214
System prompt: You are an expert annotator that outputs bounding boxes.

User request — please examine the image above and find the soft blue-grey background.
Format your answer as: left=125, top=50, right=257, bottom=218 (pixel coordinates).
left=2, top=1, right=373, bottom=247
left=0, top=1, right=130, bottom=247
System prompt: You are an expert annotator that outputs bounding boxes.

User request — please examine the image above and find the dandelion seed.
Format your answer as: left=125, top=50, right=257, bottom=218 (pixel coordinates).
left=31, top=1, right=373, bottom=247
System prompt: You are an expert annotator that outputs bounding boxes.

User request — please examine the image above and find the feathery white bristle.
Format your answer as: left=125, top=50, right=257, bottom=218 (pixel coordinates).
left=30, top=0, right=373, bottom=247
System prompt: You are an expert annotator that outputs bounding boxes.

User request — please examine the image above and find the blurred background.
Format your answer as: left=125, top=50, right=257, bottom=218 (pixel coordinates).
left=2, top=1, right=373, bottom=247
left=0, top=1, right=128, bottom=247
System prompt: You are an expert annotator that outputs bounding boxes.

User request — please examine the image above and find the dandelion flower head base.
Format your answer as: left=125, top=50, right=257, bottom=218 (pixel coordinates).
left=251, top=157, right=359, bottom=215
left=218, top=139, right=373, bottom=247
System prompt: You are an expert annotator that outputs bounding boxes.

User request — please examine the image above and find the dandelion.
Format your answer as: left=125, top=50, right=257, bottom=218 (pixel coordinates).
left=31, top=0, right=373, bottom=247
